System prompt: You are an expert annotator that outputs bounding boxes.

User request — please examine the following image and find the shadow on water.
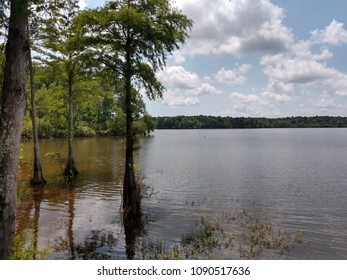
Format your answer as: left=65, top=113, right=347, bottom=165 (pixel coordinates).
left=16, top=175, right=147, bottom=260
left=123, top=210, right=145, bottom=260
left=16, top=137, right=139, bottom=259
left=73, top=204, right=146, bottom=260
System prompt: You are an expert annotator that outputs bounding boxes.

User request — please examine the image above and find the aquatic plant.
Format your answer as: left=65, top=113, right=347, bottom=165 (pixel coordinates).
left=136, top=217, right=234, bottom=260
left=237, top=210, right=305, bottom=259
left=137, top=240, right=181, bottom=260
left=181, top=217, right=234, bottom=259
left=134, top=197, right=307, bottom=260
left=10, top=233, right=49, bottom=260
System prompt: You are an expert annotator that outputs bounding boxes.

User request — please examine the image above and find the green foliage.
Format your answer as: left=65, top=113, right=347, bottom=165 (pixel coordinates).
left=10, top=233, right=49, bottom=260
left=137, top=240, right=182, bottom=260
left=237, top=209, right=305, bottom=259
left=77, top=0, right=192, bottom=134
left=181, top=217, right=234, bottom=259
left=21, top=61, right=156, bottom=138
left=156, top=115, right=347, bottom=129
left=136, top=204, right=307, bottom=260
left=20, top=0, right=183, bottom=140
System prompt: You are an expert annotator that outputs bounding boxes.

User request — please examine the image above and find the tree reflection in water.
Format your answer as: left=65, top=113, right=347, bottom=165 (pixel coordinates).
left=123, top=210, right=145, bottom=260
left=55, top=178, right=146, bottom=260
left=32, top=185, right=44, bottom=260
left=17, top=148, right=147, bottom=259
left=16, top=179, right=147, bottom=259
left=73, top=211, right=145, bottom=260
left=12, top=184, right=48, bottom=260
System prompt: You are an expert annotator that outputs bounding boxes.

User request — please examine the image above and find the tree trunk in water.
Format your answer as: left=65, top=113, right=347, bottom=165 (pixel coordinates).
left=123, top=113, right=138, bottom=210
left=28, top=41, right=46, bottom=185
left=123, top=40, right=139, bottom=213
left=64, top=71, right=78, bottom=176
left=0, top=0, right=28, bottom=260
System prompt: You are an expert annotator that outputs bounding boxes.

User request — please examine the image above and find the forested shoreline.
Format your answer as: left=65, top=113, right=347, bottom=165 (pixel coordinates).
left=22, top=115, right=347, bottom=139
left=155, top=115, right=347, bottom=129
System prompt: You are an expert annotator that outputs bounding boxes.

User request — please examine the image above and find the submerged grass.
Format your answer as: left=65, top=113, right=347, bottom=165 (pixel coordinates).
left=136, top=218, right=234, bottom=260
left=135, top=198, right=307, bottom=260
left=10, top=232, right=50, bottom=260
left=237, top=210, right=305, bottom=259
left=181, top=217, right=234, bottom=259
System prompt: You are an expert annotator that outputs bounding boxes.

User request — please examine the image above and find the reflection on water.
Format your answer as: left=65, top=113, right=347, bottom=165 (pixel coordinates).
left=17, top=137, right=142, bottom=259
left=17, top=129, right=347, bottom=259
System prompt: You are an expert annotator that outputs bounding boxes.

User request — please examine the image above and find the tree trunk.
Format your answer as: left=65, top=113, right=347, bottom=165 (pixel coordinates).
left=64, top=71, right=78, bottom=176
left=28, top=40, right=46, bottom=185
left=123, top=39, right=139, bottom=213
left=0, top=0, right=28, bottom=260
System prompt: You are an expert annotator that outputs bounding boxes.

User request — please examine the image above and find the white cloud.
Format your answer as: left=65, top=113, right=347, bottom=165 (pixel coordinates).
left=175, top=0, right=293, bottom=56
left=266, top=80, right=294, bottom=94
left=230, top=92, right=260, bottom=103
left=78, top=0, right=87, bottom=9
left=261, top=47, right=347, bottom=100
left=152, top=1, right=347, bottom=117
left=157, top=66, right=200, bottom=89
left=172, top=51, right=186, bottom=64
left=157, top=66, right=221, bottom=107
left=224, top=91, right=281, bottom=117
left=162, top=92, right=200, bottom=107
left=292, top=40, right=333, bottom=61
left=261, top=92, right=294, bottom=103
left=230, top=90, right=293, bottom=105
left=314, top=96, right=336, bottom=109
left=311, top=19, right=347, bottom=45
left=257, top=17, right=347, bottom=117
left=188, top=83, right=222, bottom=96
left=216, top=64, right=251, bottom=85
left=261, top=55, right=336, bottom=84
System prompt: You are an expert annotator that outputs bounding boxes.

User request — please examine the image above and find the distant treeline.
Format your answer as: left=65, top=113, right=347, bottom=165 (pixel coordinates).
left=155, top=115, right=347, bottom=129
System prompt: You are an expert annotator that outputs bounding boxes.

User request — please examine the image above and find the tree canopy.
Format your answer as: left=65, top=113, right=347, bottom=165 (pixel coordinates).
left=76, top=0, right=192, bottom=211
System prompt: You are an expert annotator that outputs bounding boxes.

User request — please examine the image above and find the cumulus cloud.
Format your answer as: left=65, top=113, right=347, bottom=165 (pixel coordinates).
left=157, top=66, right=221, bottom=107
left=261, top=92, right=294, bottom=103
left=161, top=1, right=347, bottom=117
left=163, top=91, right=200, bottom=107
left=175, top=0, right=293, bottom=56
left=216, top=64, right=251, bottom=85
left=226, top=91, right=281, bottom=117
left=260, top=45, right=347, bottom=100
left=157, top=66, right=200, bottom=89
left=230, top=90, right=292, bottom=106
left=257, top=17, right=347, bottom=103
left=311, top=19, right=347, bottom=45
left=261, top=55, right=336, bottom=84
left=257, top=19, right=347, bottom=117
left=230, top=92, right=260, bottom=103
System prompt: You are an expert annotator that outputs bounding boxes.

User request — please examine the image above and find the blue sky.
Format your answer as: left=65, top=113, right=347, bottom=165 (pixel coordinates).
left=80, top=0, right=347, bottom=117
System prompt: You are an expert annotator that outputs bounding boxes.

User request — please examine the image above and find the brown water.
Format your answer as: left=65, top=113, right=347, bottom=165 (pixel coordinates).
left=17, top=137, right=127, bottom=259
left=17, top=129, right=347, bottom=259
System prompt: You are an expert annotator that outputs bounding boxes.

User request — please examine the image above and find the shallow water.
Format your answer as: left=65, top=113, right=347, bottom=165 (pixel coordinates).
left=17, top=129, right=347, bottom=259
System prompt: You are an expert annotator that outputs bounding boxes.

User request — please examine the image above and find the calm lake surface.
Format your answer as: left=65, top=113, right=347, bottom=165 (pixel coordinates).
left=17, top=128, right=347, bottom=259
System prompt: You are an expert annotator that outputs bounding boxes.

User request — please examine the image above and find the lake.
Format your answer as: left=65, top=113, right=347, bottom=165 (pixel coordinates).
left=17, top=128, right=347, bottom=259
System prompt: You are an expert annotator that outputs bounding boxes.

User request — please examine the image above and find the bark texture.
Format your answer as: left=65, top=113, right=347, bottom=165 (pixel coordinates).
left=0, top=0, right=28, bottom=260
left=28, top=42, right=46, bottom=185
left=64, top=71, right=78, bottom=176
left=122, top=38, right=139, bottom=213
